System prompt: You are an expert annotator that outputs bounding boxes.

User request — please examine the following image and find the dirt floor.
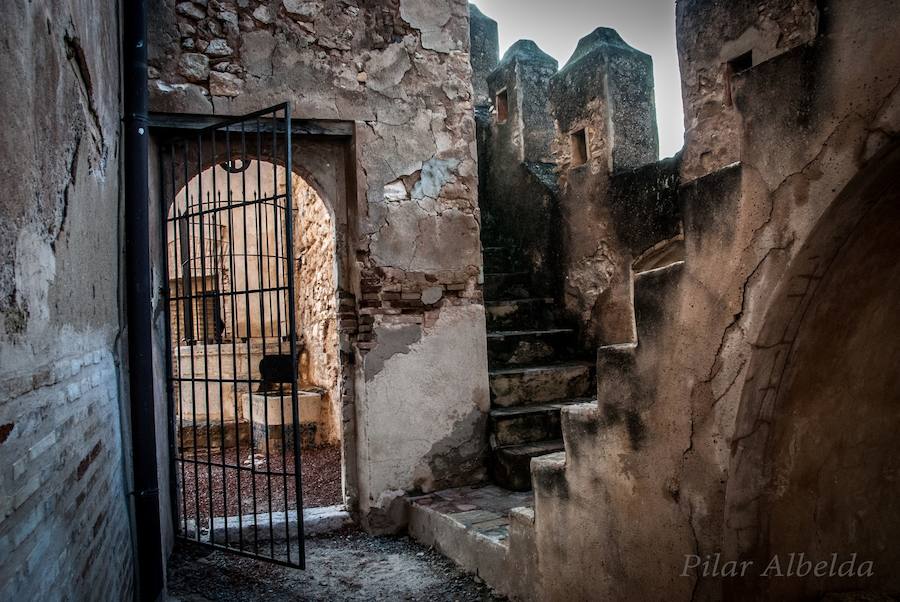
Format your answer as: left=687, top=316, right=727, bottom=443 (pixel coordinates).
left=167, top=529, right=503, bottom=601
left=178, top=444, right=341, bottom=520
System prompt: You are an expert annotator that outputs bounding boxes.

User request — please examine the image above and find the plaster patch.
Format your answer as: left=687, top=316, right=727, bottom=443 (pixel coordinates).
left=398, top=0, right=454, bottom=53
left=411, top=158, right=460, bottom=202
left=364, top=322, right=422, bottom=381
left=14, top=224, right=56, bottom=335
left=362, top=304, right=489, bottom=501
left=364, top=43, right=412, bottom=94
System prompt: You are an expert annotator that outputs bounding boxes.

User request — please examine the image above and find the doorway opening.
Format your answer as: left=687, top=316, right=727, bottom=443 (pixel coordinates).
left=162, top=119, right=344, bottom=565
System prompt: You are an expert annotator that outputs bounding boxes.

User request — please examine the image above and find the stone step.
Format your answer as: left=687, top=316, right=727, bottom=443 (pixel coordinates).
left=408, top=485, right=535, bottom=599
left=487, top=328, right=577, bottom=366
left=482, top=245, right=525, bottom=273
left=489, top=362, right=594, bottom=407
left=485, top=297, right=556, bottom=330
left=483, top=271, right=531, bottom=300
left=489, top=398, right=594, bottom=447
left=490, top=439, right=565, bottom=492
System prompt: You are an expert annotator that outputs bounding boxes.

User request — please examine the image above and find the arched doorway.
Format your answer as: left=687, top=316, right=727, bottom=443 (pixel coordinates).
left=726, top=143, right=900, bottom=599
left=156, top=107, right=349, bottom=566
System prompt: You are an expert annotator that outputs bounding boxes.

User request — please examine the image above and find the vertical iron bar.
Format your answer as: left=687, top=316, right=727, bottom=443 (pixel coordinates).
left=224, top=128, right=245, bottom=552
left=210, top=128, right=229, bottom=546
left=196, top=134, right=217, bottom=540
left=283, top=105, right=306, bottom=567
left=238, top=122, right=261, bottom=553
left=269, top=114, right=291, bottom=558
left=185, top=139, right=202, bottom=541
left=254, top=117, right=276, bottom=554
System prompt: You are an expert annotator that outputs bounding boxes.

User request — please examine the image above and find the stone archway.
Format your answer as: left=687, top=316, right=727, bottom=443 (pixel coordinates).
left=725, top=142, right=900, bottom=599
left=148, top=118, right=361, bottom=541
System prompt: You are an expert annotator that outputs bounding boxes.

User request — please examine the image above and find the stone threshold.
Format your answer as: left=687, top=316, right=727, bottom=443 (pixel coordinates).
left=184, top=504, right=352, bottom=544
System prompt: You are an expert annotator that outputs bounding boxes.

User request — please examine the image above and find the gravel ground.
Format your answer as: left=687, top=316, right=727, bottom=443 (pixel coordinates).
left=168, top=529, right=504, bottom=601
left=178, top=444, right=341, bottom=520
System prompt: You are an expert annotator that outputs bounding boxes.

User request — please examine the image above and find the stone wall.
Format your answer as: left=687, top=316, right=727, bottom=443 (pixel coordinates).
left=523, top=1, right=900, bottom=600
left=676, top=0, right=818, bottom=182
left=0, top=0, right=133, bottom=598
left=479, top=40, right=561, bottom=298
left=149, top=0, right=489, bottom=528
left=294, top=175, right=341, bottom=444
left=548, top=28, right=660, bottom=345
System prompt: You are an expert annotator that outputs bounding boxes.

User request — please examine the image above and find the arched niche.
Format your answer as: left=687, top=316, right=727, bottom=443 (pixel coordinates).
left=725, top=142, right=900, bottom=599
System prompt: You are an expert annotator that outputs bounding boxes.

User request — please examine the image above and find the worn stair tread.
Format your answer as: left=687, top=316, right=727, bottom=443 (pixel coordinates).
left=490, top=398, right=595, bottom=418
left=489, top=360, right=593, bottom=377
left=496, top=439, right=565, bottom=458
left=487, top=328, right=574, bottom=338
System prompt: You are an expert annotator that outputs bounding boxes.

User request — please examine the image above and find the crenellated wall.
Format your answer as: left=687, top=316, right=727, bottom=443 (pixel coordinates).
left=478, top=39, right=561, bottom=297
left=549, top=28, right=660, bottom=346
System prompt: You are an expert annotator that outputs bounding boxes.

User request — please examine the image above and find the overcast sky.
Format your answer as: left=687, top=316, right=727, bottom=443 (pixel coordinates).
left=473, top=0, right=685, bottom=159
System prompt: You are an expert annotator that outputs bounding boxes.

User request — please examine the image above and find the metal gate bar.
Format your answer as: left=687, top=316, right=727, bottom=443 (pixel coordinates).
left=160, top=104, right=304, bottom=568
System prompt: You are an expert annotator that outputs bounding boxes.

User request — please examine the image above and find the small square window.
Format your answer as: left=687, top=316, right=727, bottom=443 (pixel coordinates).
left=571, top=128, right=588, bottom=166
left=495, top=89, right=509, bottom=123
left=724, top=51, right=753, bottom=106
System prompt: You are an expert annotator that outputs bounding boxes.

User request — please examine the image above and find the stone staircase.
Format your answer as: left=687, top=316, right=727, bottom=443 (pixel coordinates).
left=482, top=243, right=596, bottom=491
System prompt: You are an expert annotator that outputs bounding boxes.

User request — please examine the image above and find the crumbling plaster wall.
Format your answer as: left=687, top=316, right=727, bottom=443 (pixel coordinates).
left=527, top=1, right=900, bottom=600
left=0, top=0, right=134, bottom=599
left=148, top=0, right=489, bottom=527
left=676, top=0, right=818, bottom=182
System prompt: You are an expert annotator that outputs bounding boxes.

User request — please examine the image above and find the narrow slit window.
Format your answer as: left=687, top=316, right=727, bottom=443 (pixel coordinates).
left=571, top=128, right=588, bottom=166
left=496, top=88, right=509, bottom=123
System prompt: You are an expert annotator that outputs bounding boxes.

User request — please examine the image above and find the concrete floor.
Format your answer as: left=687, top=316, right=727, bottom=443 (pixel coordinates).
left=167, top=528, right=504, bottom=601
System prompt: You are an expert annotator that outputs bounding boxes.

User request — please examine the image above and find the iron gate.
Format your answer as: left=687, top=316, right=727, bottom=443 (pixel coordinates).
left=159, top=104, right=305, bottom=567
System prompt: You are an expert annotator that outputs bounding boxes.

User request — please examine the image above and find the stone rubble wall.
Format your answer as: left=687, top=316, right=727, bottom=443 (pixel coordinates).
left=0, top=0, right=134, bottom=597
left=294, top=175, right=341, bottom=444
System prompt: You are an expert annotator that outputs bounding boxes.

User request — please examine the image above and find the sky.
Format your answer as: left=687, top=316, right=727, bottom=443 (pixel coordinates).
left=473, top=0, right=685, bottom=159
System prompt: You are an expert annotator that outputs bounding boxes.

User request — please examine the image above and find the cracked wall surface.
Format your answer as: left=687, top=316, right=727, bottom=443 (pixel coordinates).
left=523, top=1, right=900, bottom=600
left=149, top=0, right=488, bottom=526
left=0, top=0, right=133, bottom=599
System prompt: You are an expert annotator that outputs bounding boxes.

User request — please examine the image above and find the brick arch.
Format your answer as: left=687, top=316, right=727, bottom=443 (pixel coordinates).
left=724, top=141, right=900, bottom=598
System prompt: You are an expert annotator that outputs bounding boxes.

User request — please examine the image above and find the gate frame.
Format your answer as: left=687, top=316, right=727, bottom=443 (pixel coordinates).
left=148, top=106, right=359, bottom=569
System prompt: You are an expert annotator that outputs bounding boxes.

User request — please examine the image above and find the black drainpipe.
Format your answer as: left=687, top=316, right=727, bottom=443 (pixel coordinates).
left=123, top=0, right=165, bottom=599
